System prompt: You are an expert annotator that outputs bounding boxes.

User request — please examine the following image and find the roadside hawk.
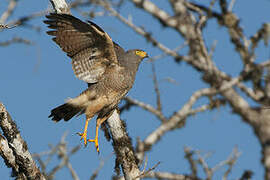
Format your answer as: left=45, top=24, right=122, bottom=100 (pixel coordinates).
left=44, top=13, right=148, bottom=153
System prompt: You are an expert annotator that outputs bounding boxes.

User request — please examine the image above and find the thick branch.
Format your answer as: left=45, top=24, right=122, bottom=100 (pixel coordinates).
left=106, top=110, right=140, bottom=180
left=0, top=102, right=46, bottom=180
left=50, top=0, right=70, bottom=14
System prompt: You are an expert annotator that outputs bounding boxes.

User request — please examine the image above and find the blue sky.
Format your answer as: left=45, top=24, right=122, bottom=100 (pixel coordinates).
left=1, top=0, right=270, bottom=179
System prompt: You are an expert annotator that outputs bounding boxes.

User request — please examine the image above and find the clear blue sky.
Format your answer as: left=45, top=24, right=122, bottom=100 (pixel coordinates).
left=1, top=0, right=270, bottom=179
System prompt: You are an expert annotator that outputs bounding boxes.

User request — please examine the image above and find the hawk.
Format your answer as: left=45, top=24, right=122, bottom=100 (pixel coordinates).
left=44, top=13, right=148, bottom=153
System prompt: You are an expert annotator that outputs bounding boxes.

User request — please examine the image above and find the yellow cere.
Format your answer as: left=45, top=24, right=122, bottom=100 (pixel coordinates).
left=135, top=50, right=147, bottom=58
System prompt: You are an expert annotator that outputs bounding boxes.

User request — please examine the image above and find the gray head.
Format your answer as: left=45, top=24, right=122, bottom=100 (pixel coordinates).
left=118, top=49, right=148, bottom=69
left=127, top=49, right=149, bottom=61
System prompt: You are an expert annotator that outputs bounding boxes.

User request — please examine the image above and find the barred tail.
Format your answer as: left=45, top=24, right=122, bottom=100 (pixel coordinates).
left=48, top=103, right=83, bottom=122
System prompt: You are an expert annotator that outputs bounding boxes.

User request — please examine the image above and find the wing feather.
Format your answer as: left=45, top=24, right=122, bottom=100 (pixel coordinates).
left=44, top=13, right=120, bottom=83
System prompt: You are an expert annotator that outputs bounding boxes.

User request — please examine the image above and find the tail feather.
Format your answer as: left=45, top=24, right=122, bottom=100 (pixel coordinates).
left=49, top=103, right=83, bottom=122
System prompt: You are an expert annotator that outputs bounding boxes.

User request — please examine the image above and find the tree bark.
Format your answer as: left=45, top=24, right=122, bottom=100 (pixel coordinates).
left=0, top=102, right=46, bottom=180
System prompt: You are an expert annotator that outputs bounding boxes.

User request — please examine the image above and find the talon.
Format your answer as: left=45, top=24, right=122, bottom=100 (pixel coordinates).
left=88, top=138, right=99, bottom=153
left=77, top=117, right=90, bottom=147
left=77, top=132, right=88, bottom=147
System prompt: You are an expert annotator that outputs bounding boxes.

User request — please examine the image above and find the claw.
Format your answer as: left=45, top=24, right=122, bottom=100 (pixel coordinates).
left=77, top=132, right=88, bottom=147
left=77, top=117, right=90, bottom=147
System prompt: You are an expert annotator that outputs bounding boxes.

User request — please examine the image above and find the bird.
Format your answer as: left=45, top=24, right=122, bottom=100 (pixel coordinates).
left=44, top=13, right=148, bottom=153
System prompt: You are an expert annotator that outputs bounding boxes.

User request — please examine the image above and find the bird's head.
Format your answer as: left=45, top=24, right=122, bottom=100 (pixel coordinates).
left=126, top=49, right=149, bottom=62
left=134, top=49, right=149, bottom=60
left=122, top=49, right=149, bottom=70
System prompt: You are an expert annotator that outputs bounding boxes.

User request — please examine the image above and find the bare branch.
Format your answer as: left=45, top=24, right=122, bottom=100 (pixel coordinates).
left=228, top=0, right=237, bottom=12
left=151, top=63, right=162, bottom=113
left=46, top=133, right=79, bottom=180
left=183, top=147, right=241, bottom=180
left=7, top=10, right=48, bottom=30
left=32, top=133, right=80, bottom=180
left=107, top=110, right=141, bottom=180
left=142, top=171, right=198, bottom=180
left=0, top=102, right=46, bottom=180
left=0, top=0, right=18, bottom=24
left=196, top=151, right=213, bottom=180
left=184, top=147, right=198, bottom=178
left=250, top=23, right=270, bottom=52
left=219, top=0, right=228, bottom=14
left=98, top=0, right=197, bottom=66
left=136, top=160, right=160, bottom=179
left=0, top=133, right=26, bottom=179
left=0, top=24, right=17, bottom=29
left=0, top=37, right=32, bottom=47
left=221, top=148, right=241, bottom=180
left=124, top=97, right=167, bottom=122
left=90, top=153, right=112, bottom=180
left=148, top=43, right=188, bottom=63
left=50, top=0, right=70, bottom=14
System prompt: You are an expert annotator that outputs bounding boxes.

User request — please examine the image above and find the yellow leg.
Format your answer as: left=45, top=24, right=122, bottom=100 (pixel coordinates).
left=77, top=117, right=91, bottom=147
left=88, top=112, right=112, bottom=153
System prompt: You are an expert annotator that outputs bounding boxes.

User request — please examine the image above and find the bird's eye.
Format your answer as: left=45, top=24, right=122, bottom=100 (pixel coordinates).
left=135, top=50, right=147, bottom=58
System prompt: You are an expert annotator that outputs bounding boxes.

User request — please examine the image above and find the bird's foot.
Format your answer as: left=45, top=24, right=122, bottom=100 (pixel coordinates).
left=77, top=132, right=88, bottom=147
left=88, top=138, right=99, bottom=153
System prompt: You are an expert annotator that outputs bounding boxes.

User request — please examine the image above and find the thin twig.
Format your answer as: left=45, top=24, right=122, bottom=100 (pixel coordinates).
left=0, top=0, right=18, bottom=23
left=90, top=153, right=113, bottom=180
left=0, top=37, right=32, bottom=47
left=124, top=96, right=167, bottom=122
left=184, top=147, right=198, bottom=177
left=151, top=63, right=162, bottom=112
left=137, top=161, right=161, bottom=179
left=228, top=0, right=237, bottom=12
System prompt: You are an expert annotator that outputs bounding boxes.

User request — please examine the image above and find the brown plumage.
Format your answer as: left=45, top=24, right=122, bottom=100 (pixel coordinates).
left=44, top=13, right=148, bottom=153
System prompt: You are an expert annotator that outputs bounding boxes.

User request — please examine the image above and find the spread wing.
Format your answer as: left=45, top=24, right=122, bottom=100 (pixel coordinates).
left=44, top=13, right=120, bottom=83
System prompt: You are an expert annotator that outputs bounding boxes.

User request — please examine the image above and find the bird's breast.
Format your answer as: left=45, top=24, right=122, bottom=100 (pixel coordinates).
left=103, top=66, right=135, bottom=91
